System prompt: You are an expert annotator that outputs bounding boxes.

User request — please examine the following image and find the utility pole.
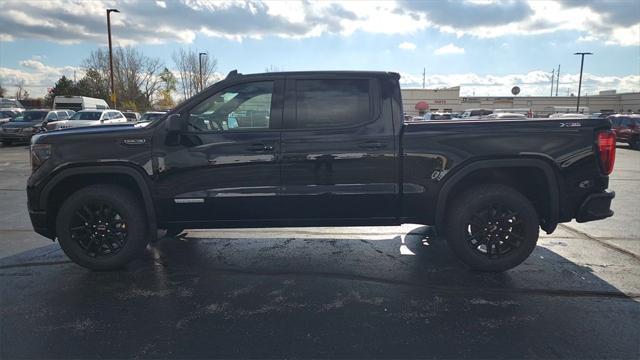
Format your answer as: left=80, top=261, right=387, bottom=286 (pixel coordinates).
left=574, top=52, right=592, bottom=113
left=199, top=52, right=207, bottom=92
left=422, top=67, right=425, bottom=89
left=555, top=64, right=560, bottom=97
left=106, top=8, right=120, bottom=107
left=550, top=69, right=555, bottom=96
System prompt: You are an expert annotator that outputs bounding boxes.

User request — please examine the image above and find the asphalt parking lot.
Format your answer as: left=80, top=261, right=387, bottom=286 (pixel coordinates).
left=1, top=143, right=639, bottom=358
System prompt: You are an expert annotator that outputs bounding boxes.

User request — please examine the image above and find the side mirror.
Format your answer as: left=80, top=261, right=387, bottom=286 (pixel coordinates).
left=166, top=113, right=183, bottom=132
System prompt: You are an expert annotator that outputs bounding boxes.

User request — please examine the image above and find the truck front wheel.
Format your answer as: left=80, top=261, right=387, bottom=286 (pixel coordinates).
left=55, top=185, right=149, bottom=270
left=444, top=184, right=539, bottom=272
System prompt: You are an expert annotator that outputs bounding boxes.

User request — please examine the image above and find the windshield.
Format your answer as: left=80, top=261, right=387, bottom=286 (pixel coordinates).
left=70, top=111, right=102, bottom=120
left=0, top=110, right=16, bottom=118
left=12, top=111, right=47, bottom=122
left=140, top=112, right=165, bottom=121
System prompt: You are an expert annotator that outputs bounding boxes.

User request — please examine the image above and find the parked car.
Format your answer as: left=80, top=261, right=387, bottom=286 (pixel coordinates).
left=412, top=112, right=454, bottom=121
left=122, top=111, right=141, bottom=122
left=27, top=70, right=615, bottom=272
left=549, top=113, right=590, bottom=119
left=460, top=108, right=493, bottom=119
left=47, top=109, right=127, bottom=130
left=0, top=108, right=23, bottom=125
left=0, top=109, right=67, bottom=144
left=482, top=113, right=527, bottom=120
left=609, top=114, right=640, bottom=150
left=140, top=111, right=167, bottom=122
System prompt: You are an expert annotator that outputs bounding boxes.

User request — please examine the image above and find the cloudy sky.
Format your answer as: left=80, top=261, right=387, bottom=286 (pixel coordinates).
left=0, top=0, right=639, bottom=98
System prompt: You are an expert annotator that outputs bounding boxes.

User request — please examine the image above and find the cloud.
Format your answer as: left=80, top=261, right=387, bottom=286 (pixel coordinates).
left=0, top=1, right=637, bottom=46
left=400, top=0, right=533, bottom=29
left=399, top=70, right=640, bottom=96
left=434, top=43, right=465, bottom=55
left=0, top=60, right=83, bottom=97
left=398, top=42, right=416, bottom=50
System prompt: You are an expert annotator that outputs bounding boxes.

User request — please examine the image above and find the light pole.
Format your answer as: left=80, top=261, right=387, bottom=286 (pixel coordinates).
left=107, top=8, right=120, bottom=108
left=199, top=52, right=207, bottom=92
left=574, top=52, right=592, bottom=113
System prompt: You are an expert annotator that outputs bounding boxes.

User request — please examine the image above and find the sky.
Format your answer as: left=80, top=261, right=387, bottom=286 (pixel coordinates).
left=0, top=0, right=639, bottom=98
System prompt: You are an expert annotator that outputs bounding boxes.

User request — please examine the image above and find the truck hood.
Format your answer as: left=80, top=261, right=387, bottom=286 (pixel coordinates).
left=48, top=119, right=100, bottom=130
left=32, top=123, right=140, bottom=144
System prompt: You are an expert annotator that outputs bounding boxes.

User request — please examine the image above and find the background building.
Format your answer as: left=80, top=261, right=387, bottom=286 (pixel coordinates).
left=401, top=87, right=640, bottom=116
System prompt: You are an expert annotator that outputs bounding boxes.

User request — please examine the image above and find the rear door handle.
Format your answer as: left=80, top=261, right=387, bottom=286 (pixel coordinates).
left=358, top=142, right=387, bottom=150
left=247, top=143, right=274, bottom=152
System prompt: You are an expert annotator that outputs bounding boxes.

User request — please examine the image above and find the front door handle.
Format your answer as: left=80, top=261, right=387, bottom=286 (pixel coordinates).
left=358, top=142, right=387, bottom=150
left=247, top=143, right=274, bottom=152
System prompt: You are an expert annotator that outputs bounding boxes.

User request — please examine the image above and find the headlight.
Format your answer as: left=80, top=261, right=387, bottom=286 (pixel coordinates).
left=23, top=127, right=34, bottom=133
left=30, top=144, right=51, bottom=171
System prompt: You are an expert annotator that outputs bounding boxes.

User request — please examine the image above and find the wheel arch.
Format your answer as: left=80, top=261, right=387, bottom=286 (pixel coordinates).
left=40, top=164, right=157, bottom=239
left=435, top=158, right=560, bottom=234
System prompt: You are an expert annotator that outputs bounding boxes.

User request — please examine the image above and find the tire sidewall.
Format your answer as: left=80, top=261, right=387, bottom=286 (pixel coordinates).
left=446, top=185, right=539, bottom=272
left=56, top=186, right=147, bottom=270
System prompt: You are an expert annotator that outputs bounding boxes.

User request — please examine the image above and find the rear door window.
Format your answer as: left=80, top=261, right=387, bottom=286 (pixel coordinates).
left=292, top=79, right=371, bottom=129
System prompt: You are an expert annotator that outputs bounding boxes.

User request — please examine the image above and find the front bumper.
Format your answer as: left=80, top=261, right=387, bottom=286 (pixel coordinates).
left=0, top=132, right=32, bottom=142
left=576, top=190, right=615, bottom=223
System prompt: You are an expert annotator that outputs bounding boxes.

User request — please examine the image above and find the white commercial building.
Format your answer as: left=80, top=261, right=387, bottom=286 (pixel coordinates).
left=401, top=87, right=640, bottom=116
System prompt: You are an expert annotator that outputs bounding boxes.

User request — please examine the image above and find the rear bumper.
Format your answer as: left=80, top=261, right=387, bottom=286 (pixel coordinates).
left=576, top=190, right=615, bottom=223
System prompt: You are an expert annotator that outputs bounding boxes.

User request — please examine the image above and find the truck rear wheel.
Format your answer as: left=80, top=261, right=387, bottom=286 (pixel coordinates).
left=56, top=185, right=148, bottom=270
left=444, top=184, right=539, bottom=272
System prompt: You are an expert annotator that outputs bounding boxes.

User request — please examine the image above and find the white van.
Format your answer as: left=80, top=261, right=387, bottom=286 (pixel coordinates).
left=53, top=96, right=109, bottom=111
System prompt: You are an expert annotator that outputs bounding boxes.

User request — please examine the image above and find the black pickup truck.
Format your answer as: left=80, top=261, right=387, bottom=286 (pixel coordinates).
left=27, top=71, right=616, bottom=272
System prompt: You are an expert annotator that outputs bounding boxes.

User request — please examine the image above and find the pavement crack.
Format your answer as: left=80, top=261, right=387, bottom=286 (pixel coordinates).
left=558, top=224, right=640, bottom=262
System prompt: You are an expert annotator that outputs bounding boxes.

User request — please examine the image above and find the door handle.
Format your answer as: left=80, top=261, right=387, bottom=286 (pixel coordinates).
left=358, top=142, right=387, bottom=150
left=247, top=143, right=274, bottom=152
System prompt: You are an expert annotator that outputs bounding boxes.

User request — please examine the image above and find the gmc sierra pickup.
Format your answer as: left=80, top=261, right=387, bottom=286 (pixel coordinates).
left=27, top=71, right=616, bottom=271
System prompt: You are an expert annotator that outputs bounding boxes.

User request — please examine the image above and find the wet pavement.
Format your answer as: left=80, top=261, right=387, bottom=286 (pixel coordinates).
left=1, top=143, right=639, bottom=358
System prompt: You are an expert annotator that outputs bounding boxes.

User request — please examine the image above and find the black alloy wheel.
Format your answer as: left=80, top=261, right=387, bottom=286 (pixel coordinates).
left=70, top=201, right=128, bottom=258
left=465, top=203, right=524, bottom=258
left=56, top=184, right=148, bottom=270
left=445, top=184, right=539, bottom=272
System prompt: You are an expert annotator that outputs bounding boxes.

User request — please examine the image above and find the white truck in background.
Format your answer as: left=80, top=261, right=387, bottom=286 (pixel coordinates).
left=53, top=96, right=109, bottom=111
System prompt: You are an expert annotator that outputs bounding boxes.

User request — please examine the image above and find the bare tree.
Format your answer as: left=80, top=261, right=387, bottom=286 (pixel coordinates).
left=14, top=79, right=26, bottom=100
left=83, top=47, right=164, bottom=110
left=264, top=65, right=283, bottom=72
left=172, top=48, right=218, bottom=99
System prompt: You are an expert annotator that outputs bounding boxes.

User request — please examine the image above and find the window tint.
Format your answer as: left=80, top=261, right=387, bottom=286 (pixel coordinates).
left=47, top=112, right=58, bottom=121
left=620, top=118, right=631, bottom=126
left=294, top=79, right=370, bottom=129
left=187, top=81, right=273, bottom=132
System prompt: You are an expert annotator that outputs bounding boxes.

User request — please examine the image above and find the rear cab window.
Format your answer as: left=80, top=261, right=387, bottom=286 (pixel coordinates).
left=287, top=78, right=376, bottom=129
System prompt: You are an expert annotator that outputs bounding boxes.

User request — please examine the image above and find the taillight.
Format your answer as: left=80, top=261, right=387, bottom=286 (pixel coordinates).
left=597, top=131, right=616, bottom=175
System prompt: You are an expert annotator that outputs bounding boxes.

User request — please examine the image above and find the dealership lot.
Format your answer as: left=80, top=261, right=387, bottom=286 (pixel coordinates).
left=0, top=143, right=639, bottom=358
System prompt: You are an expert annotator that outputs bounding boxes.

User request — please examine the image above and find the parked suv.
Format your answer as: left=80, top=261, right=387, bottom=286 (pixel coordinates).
left=27, top=70, right=615, bottom=272
left=609, top=114, right=640, bottom=150
left=47, top=109, right=127, bottom=130
left=0, top=109, right=67, bottom=144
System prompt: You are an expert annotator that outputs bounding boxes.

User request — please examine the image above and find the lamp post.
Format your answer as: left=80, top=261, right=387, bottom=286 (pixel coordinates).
left=199, top=52, right=207, bottom=92
left=574, top=52, right=592, bottom=113
left=107, top=8, right=120, bottom=107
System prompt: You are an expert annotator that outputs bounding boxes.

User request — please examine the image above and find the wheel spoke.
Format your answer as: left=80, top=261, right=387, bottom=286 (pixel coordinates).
left=70, top=200, right=127, bottom=258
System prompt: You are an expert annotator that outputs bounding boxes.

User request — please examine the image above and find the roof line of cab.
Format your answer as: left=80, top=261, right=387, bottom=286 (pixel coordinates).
left=224, top=69, right=401, bottom=80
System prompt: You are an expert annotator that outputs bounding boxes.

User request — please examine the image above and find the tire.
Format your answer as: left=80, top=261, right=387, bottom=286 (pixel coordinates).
left=2, top=140, right=12, bottom=146
left=56, top=184, right=148, bottom=270
left=444, top=184, right=539, bottom=272
left=165, top=226, right=185, bottom=237
left=630, top=136, right=640, bottom=150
